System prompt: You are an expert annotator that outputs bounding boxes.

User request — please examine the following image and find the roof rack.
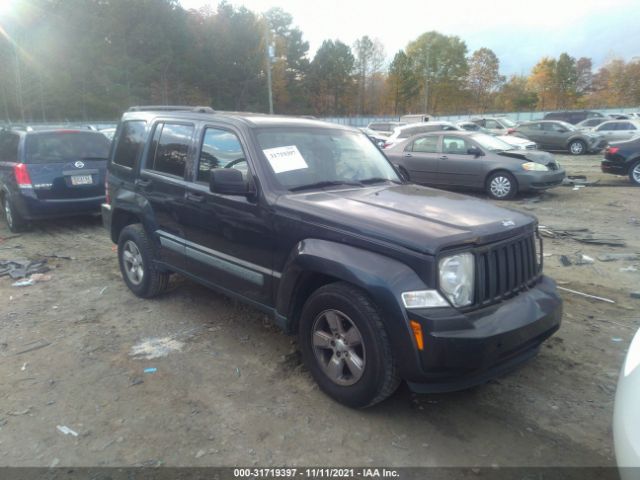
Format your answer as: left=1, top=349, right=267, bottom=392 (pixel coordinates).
left=127, top=105, right=215, bottom=113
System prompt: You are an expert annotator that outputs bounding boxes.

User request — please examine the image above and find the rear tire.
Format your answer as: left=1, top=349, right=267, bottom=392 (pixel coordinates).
left=568, top=140, right=586, bottom=155
left=117, top=224, right=169, bottom=298
left=486, top=171, right=518, bottom=200
left=630, top=160, right=640, bottom=186
left=2, top=196, right=26, bottom=233
left=299, top=282, right=401, bottom=408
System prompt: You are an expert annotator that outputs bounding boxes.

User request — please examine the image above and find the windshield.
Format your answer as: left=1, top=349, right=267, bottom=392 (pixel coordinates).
left=471, top=133, right=514, bottom=151
left=24, top=131, right=111, bottom=164
left=255, top=128, right=400, bottom=191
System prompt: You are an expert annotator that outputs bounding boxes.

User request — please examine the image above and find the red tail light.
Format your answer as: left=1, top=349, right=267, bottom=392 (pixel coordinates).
left=14, top=163, right=33, bottom=188
left=606, top=146, right=619, bottom=155
left=507, top=128, right=515, bottom=134
left=383, top=142, right=391, bottom=149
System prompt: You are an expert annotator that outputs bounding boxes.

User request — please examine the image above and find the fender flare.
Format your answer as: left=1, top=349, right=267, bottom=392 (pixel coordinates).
left=276, top=238, right=430, bottom=377
left=109, top=189, right=158, bottom=244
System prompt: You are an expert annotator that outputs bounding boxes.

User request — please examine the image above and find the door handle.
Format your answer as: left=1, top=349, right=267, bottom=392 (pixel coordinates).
left=135, top=178, right=152, bottom=188
left=185, top=192, right=205, bottom=203
left=403, top=153, right=412, bottom=157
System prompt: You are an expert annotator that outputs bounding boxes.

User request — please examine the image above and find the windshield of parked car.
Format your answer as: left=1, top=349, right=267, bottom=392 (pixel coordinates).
left=471, top=133, right=514, bottom=152
left=255, top=128, right=400, bottom=191
left=24, top=131, right=111, bottom=164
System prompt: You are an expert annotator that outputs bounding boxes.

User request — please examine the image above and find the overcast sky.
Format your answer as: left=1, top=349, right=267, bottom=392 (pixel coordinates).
left=179, top=0, right=639, bottom=75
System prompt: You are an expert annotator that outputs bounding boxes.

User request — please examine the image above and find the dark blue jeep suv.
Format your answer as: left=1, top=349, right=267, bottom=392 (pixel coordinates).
left=0, top=128, right=111, bottom=231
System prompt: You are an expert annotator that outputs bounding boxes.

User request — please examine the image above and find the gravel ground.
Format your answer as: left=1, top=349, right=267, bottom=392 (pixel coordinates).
left=0, top=153, right=638, bottom=469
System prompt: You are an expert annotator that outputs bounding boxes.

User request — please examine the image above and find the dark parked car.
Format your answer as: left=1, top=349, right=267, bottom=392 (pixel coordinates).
left=385, top=131, right=565, bottom=200
left=0, top=127, right=111, bottom=231
left=103, top=106, right=562, bottom=408
left=601, top=137, right=640, bottom=185
left=543, top=110, right=607, bottom=124
left=512, top=120, right=605, bottom=155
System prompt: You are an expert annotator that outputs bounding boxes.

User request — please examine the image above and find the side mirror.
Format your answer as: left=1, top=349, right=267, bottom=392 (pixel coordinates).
left=467, top=146, right=483, bottom=157
left=209, top=168, right=247, bottom=195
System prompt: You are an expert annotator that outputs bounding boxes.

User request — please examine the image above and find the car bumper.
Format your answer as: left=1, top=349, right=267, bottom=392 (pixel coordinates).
left=601, top=159, right=628, bottom=175
left=404, top=275, right=562, bottom=393
left=514, top=168, right=566, bottom=191
left=13, top=191, right=104, bottom=220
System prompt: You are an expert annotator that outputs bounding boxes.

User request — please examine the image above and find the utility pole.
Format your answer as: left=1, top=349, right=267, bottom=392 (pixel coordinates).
left=264, top=23, right=274, bottom=115
left=423, top=48, right=430, bottom=114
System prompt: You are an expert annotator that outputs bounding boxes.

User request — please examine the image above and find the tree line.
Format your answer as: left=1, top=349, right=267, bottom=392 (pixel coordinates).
left=0, top=0, right=638, bottom=123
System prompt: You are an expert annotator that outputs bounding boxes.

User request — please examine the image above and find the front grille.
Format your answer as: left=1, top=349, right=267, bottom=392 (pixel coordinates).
left=474, top=232, right=541, bottom=307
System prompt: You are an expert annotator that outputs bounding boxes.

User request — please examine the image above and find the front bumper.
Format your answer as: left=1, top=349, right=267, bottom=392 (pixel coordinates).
left=514, top=168, right=566, bottom=191
left=404, top=275, right=562, bottom=393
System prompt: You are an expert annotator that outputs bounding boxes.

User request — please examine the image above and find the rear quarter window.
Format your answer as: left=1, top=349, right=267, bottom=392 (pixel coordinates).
left=113, top=121, right=147, bottom=168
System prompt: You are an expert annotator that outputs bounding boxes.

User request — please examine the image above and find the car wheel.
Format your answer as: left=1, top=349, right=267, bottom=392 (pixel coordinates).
left=630, top=160, right=640, bottom=186
left=2, top=196, right=26, bottom=233
left=486, top=171, right=518, bottom=200
left=568, top=140, right=586, bottom=155
left=299, top=282, right=401, bottom=408
left=117, top=224, right=170, bottom=298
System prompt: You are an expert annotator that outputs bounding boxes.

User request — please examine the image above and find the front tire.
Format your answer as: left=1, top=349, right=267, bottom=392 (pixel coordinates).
left=117, top=224, right=169, bottom=298
left=629, top=160, right=640, bottom=186
left=2, top=196, right=26, bottom=233
left=486, top=171, right=518, bottom=200
left=568, top=140, right=586, bottom=155
left=299, top=282, right=401, bottom=408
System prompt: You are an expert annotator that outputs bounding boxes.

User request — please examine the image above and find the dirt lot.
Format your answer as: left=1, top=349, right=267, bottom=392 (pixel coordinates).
left=0, top=153, right=638, bottom=468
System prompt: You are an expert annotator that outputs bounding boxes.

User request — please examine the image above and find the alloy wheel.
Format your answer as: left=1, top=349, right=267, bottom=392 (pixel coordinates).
left=311, top=309, right=366, bottom=386
left=633, top=163, right=640, bottom=184
left=490, top=176, right=511, bottom=198
left=122, top=240, right=145, bottom=285
left=570, top=142, right=584, bottom=154
left=4, top=200, right=13, bottom=229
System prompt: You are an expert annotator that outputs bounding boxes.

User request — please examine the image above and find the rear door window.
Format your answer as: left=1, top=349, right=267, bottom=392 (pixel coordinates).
left=146, top=123, right=194, bottom=178
left=113, top=121, right=147, bottom=168
left=617, top=122, right=636, bottom=131
left=24, top=132, right=110, bottom=164
left=410, top=136, right=439, bottom=153
left=197, top=128, right=246, bottom=183
left=442, top=136, right=470, bottom=154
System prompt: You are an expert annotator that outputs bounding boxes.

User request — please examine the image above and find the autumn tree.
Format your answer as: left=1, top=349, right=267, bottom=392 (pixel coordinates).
left=554, top=53, right=578, bottom=108
left=467, top=48, right=503, bottom=113
left=352, top=35, right=385, bottom=114
left=528, top=57, right=556, bottom=110
left=495, top=75, right=538, bottom=112
left=308, top=40, right=355, bottom=115
left=386, top=50, right=420, bottom=115
left=405, top=31, right=468, bottom=114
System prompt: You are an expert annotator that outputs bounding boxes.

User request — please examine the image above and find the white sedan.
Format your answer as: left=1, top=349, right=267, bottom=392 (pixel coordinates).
left=456, top=121, right=537, bottom=150
left=614, top=327, right=640, bottom=478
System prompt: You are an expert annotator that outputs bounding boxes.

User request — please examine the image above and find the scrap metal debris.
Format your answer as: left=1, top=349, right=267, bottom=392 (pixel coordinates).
left=56, top=425, right=79, bottom=437
left=597, top=253, right=640, bottom=262
left=561, top=176, right=601, bottom=187
left=557, top=286, right=615, bottom=304
left=539, top=226, right=626, bottom=247
left=0, top=258, right=49, bottom=279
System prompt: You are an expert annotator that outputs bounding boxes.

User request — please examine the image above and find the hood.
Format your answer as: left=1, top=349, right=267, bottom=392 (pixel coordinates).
left=277, top=184, right=536, bottom=255
left=497, top=149, right=555, bottom=165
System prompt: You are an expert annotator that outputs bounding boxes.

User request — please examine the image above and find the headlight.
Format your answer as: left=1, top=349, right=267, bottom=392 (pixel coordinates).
left=438, top=253, right=474, bottom=307
left=401, top=290, right=449, bottom=309
left=522, top=162, right=548, bottom=171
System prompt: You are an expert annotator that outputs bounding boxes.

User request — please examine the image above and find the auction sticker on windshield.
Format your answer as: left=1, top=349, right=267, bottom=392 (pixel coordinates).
left=263, top=145, right=308, bottom=173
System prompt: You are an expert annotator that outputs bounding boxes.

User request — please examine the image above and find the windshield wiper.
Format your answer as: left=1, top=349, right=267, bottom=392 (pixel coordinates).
left=289, top=180, right=364, bottom=192
left=360, top=177, right=400, bottom=185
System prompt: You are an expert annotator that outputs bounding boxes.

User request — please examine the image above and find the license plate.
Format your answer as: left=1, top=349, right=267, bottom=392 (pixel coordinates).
left=71, top=175, right=92, bottom=185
